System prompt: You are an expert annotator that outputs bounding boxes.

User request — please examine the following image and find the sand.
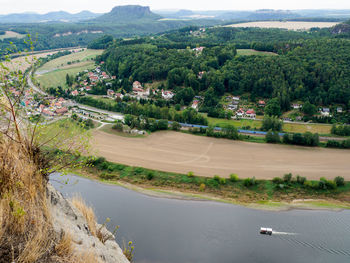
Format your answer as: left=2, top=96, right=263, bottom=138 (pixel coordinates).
left=92, top=130, right=350, bottom=180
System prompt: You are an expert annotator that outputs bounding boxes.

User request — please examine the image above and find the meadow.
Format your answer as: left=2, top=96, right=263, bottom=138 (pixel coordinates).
left=36, top=49, right=103, bottom=89
left=236, top=49, right=277, bottom=56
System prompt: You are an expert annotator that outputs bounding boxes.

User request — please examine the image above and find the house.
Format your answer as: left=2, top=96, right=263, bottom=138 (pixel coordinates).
left=227, top=104, right=238, bottom=110
left=236, top=109, right=245, bottom=118
left=320, top=107, right=330, bottom=116
left=337, top=107, right=343, bottom=113
left=198, top=71, right=205, bottom=79
left=71, top=90, right=79, bottom=96
left=258, top=100, right=266, bottom=107
left=245, top=109, right=256, bottom=119
left=107, top=89, right=115, bottom=97
left=191, top=100, right=199, bottom=110
left=115, top=93, right=124, bottom=100
left=292, top=104, right=302, bottom=109
left=133, top=81, right=143, bottom=89
left=193, top=47, right=205, bottom=52
left=42, top=109, right=54, bottom=117
left=85, top=86, right=91, bottom=91
left=55, top=107, right=68, bottom=115
left=162, top=90, right=174, bottom=100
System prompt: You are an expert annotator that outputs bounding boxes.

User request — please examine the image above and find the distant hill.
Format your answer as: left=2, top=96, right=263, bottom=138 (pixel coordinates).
left=91, top=5, right=162, bottom=23
left=0, top=10, right=100, bottom=23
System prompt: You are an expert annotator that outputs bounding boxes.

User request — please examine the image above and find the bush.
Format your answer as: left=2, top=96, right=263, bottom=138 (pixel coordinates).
left=265, top=130, right=281, bottom=143
left=243, top=177, right=256, bottom=187
left=219, top=177, right=226, bottom=185
left=146, top=171, right=154, bottom=180
left=334, top=176, right=345, bottom=187
left=213, top=175, right=221, bottom=182
left=171, top=121, right=181, bottom=131
left=199, top=183, right=206, bottom=191
left=229, top=174, right=239, bottom=182
left=319, top=177, right=337, bottom=190
left=272, top=177, right=283, bottom=184
left=99, top=173, right=116, bottom=180
left=187, top=171, right=194, bottom=177
left=283, top=173, right=293, bottom=183
left=112, top=122, right=123, bottom=132
left=296, top=175, right=306, bottom=185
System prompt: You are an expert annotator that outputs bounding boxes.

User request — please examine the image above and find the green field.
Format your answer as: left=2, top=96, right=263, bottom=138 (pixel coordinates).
left=0, top=31, right=25, bottom=40
left=37, top=63, right=96, bottom=89
left=207, top=116, right=333, bottom=134
left=236, top=49, right=277, bottom=56
left=36, top=49, right=104, bottom=89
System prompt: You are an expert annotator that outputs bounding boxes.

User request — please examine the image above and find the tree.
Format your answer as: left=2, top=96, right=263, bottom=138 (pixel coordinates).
left=265, top=130, right=280, bottom=143
left=302, top=101, right=317, bottom=116
left=265, top=98, right=281, bottom=117
left=261, top=116, right=282, bottom=131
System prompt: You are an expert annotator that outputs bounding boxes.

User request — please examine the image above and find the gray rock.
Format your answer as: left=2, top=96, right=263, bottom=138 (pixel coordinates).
left=47, top=184, right=129, bottom=263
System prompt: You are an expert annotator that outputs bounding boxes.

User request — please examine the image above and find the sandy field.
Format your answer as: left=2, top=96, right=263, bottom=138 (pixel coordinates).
left=92, top=130, right=350, bottom=180
left=227, top=21, right=339, bottom=30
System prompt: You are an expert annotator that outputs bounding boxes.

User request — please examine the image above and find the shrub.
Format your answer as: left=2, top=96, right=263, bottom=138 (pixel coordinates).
left=229, top=174, right=239, bottom=182
left=296, top=175, right=306, bottom=185
left=319, top=177, right=337, bottom=190
left=219, top=177, right=226, bottom=185
left=112, top=122, right=123, bottom=132
left=99, top=173, right=116, bottom=180
left=187, top=171, right=194, bottom=177
left=334, top=176, right=345, bottom=187
left=243, top=177, right=256, bottom=187
left=146, top=171, right=154, bottom=180
left=265, top=130, right=280, bottom=143
left=171, top=121, right=181, bottom=131
left=213, top=175, right=221, bottom=182
left=272, top=177, right=283, bottom=184
left=199, top=183, right=206, bottom=191
left=283, top=173, right=293, bottom=183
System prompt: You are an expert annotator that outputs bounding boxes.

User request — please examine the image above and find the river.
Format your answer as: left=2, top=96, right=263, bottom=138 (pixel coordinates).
left=51, top=174, right=350, bottom=263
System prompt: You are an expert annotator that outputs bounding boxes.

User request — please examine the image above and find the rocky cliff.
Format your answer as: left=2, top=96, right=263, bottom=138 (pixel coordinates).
left=47, top=184, right=129, bottom=263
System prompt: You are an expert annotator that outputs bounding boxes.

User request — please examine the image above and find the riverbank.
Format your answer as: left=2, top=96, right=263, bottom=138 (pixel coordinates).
left=70, top=159, right=350, bottom=212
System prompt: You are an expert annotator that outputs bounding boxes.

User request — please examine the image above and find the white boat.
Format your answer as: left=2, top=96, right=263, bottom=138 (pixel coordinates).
left=260, top=227, right=273, bottom=235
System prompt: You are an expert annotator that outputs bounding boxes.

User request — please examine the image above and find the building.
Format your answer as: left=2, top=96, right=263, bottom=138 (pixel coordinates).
left=245, top=109, right=256, bottom=119
left=133, top=81, right=143, bottom=89
left=55, top=107, right=68, bottom=115
left=227, top=104, right=238, bottom=110
left=162, top=90, right=174, bottom=100
left=71, top=90, right=79, bottom=96
left=292, top=104, right=302, bottom=109
left=236, top=109, right=245, bottom=118
left=337, top=107, right=343, bottom=113
left=191, top=100, right=199, bottom=110
left=193, top=47, right=205, bottom=52
left=107, top=89, right=115, bottom=97
left=320, top=108, right=330, bottom=117
left=258, top=100, right=266, bottom=107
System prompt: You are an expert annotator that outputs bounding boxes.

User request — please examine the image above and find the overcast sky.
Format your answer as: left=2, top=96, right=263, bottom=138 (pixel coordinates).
left=0, top=0, right=350, bottom=14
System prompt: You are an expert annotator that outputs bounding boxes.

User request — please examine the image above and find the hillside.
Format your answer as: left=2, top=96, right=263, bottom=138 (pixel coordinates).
left=331, top=19, right=350, bottom=34
left=92, top=5, right=162, bottom=23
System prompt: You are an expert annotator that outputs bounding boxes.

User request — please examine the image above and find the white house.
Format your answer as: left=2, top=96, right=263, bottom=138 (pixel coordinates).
left=245, top=109, right=256, bottom=119
left=162, top=90, right=174, bottom=100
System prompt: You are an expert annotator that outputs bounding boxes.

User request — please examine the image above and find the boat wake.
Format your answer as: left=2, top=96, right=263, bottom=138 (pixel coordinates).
left=272, top=231, right=298, bottom=235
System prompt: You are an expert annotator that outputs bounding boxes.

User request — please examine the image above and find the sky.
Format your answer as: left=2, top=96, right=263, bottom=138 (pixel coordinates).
left=0, top=0, right=350, bottom=14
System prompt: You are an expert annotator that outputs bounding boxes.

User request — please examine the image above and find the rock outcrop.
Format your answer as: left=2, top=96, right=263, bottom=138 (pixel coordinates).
left=47, top=184, right=129, bottom=263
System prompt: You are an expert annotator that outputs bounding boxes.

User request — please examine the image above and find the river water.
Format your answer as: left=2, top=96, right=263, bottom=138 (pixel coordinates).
left=51, top=174, right=350, bottom=263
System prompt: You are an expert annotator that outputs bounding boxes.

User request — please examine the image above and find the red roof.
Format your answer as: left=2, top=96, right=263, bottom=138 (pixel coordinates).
left=246, top=110, right=255, bottom=114
left=55, top=107, right=68, bottom=115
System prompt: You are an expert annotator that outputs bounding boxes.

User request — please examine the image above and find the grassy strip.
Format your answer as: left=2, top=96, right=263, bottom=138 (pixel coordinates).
left=77, top=156, right=350, bottom=209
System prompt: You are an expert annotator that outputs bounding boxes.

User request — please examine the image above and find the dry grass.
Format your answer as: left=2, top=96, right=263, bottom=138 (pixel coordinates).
left=0, top=138, right=102, bottom=262
left=71, top=196, right=97, bottom=236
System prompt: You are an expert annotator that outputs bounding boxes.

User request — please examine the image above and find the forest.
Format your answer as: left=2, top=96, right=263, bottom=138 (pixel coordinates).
left=96, top=25, right=350, bottom=119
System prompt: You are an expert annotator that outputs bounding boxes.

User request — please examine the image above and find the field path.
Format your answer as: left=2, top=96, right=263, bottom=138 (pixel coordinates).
left=92, top=130, right=350, bottom=180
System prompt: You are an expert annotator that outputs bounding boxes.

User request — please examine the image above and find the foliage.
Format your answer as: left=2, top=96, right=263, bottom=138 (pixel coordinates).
left=261, top=116, right=282, bottom=131
left=283, top=132, right=319, bottom=147
left=229, top=173, right=239, bottom=182
left=264, top=98, right=282, bottom=117
left=283, top=173, right=293, bottom=183
left=334, top=176, right=345, bottom=187
left=265, top=130, right=281, bottom=143
left=243, top=177, right=256, bottom=187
